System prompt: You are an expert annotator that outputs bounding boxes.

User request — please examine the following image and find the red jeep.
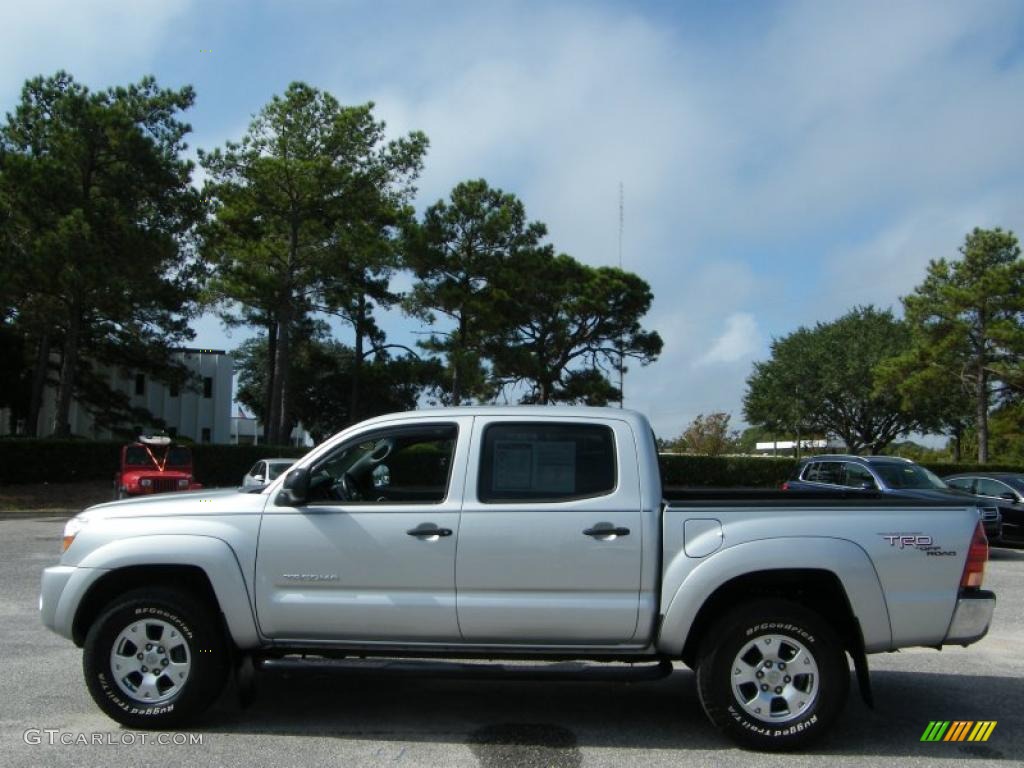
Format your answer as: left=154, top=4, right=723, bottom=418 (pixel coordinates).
left=113, top=435, right=202, bottom=499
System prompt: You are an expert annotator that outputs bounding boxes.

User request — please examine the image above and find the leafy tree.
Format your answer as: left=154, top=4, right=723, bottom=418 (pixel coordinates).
left=895, top=228, right=1024, bottom=463
left=201, top=83, right=427, bottom=441
left=987, top=404, right=1024, bottom=463
left=745, top=306, right=924, bottom=454
left=487, top=250, right=663, bottom=404
left=733, top=425, right=776, bottom=454
left=742, top=328, right=825, bottom=457
left=404, top=180, right=547, bottom=404
left=875, top=345, right=974, bottom=461
left=233, top=335, right=441, bottom=443
left=0, top=71, right=203, bottom=436
left=668, top=412, right=738, bottom=456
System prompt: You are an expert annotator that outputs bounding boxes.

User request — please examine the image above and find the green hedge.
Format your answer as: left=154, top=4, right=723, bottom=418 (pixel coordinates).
left=659, top=455, right=796, bottom=488
left=2, top=438, right=1021, bottom=490
left=658, top=453, right=1024, bottom=488
left=0, top=439, right=308, bottom=487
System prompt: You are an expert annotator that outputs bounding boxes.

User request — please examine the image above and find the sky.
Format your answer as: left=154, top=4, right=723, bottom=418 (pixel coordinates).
left=4, top=0, right=1024, bottom=439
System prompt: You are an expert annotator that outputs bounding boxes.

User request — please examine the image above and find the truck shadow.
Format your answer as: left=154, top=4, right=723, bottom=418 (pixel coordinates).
left=202, top=666, right=1019, bottom=759
left=990, top=546, right=1024, bottom=560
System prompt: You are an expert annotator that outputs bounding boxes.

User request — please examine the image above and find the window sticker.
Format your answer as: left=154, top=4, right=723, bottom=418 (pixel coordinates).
left=493, top=441, right=533, bottom=490
left=533, top=442, right=575, bottom=493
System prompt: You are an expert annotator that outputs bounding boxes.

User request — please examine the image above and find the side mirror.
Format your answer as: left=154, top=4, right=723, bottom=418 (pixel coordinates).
left=1001, top=491, right=1018, bottom=502
left=252, top=474, right=264, bottom=483
left=277, top=467, right=310, bottom=506
left=860, top=481, right=877, bottom=491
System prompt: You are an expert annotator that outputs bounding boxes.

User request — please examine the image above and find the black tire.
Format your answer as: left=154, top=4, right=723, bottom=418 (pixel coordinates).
left=695, top=599, right=849, bottom=751
left=83, top=587, right=227, bottom=729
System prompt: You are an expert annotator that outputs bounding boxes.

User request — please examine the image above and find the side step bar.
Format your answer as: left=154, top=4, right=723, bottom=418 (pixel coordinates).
left=256, top=656, right=675, bottom=683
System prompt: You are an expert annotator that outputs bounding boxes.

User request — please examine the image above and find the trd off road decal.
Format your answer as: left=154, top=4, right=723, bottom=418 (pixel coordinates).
left=878, top=533, right=957, bottom=557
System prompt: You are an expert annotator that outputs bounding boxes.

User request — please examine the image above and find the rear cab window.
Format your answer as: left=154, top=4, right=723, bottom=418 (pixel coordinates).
left=478, top=422, right=617, bottom=503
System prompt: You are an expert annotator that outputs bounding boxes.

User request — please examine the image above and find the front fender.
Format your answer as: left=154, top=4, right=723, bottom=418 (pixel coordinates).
left=68, top=535, right=260, bottom=648
left=656, top=537, right=892, bottom=656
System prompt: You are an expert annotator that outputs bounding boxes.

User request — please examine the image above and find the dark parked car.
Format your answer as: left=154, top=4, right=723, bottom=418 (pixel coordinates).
left=944, top=473, right=1024, bottom=546
left=784, top=454, right=1002, bottom=540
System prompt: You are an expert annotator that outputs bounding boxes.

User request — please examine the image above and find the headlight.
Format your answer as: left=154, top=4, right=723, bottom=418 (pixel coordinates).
left=139, top=478, right=152, bottom=488
left=178, top=478, right=189, bottom=489
left=62, top=516, right=88, bottom=553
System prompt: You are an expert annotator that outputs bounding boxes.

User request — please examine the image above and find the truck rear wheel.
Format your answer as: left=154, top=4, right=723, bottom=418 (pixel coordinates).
left=83, top=587, right=227, bottom=728
left=695, top=599, right=849, bottom=750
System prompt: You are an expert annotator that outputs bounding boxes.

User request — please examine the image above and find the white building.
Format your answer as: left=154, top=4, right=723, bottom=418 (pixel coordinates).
left=754, top=438, right=846, bottom=455
left=230, top=409, right=314, bottom=447
left=36, top=348, right=234, bottom=443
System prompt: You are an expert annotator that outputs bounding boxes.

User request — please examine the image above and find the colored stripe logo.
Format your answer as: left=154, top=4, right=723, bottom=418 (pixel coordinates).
left=921, top=721, right=997, bottom=742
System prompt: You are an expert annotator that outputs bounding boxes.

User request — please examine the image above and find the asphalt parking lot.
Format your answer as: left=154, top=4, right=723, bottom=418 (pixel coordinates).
left=2, top=513, right=1021, bottom=768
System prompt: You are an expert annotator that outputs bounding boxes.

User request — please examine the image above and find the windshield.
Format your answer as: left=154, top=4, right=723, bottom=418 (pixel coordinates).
left=124, top=445, right=190, bottom=469
left=124, top=447, right=151, bottom=467
left=267, top=461, right=294, bottom=481
left=873, top=463, right=948, bottom=490
left=1004, top=477, right=1024, bottom=495
left=166, top=447, right=191, bottom=467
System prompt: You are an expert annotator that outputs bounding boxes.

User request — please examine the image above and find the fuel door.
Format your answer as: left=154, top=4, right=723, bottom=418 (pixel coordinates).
left=684, top=518, right=723, bottom=558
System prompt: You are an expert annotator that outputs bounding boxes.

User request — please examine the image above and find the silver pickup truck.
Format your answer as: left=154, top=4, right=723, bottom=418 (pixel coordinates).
left=40, top=406, right=995, bottom=750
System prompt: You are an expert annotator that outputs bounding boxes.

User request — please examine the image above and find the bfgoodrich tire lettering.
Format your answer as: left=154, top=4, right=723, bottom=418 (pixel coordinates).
left=696, top=599, right=849, bottom=750
left=83, top=587, right=227, bottom=729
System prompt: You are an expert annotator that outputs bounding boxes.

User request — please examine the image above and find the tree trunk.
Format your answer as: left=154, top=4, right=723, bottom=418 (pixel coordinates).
left=349, top=293, right=365, bottom=425
left=450, top=314, right=467, bottom=406
left=951, top=422, right=962, bottom=463
left=975, top=361, right=988, bottom=464
left=538, top=379, right=551, bottom=405
left=263, top=319, right=277, bottom=443
left=54, top=307, right=81, bottom=437
left=271, top=301, right=292, bottom=446
left=27, top=331, right=51, bottom=437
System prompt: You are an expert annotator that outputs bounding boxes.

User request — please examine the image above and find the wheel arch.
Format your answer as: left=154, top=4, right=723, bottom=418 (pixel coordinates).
left=678, top=568, right=860, bottom=667
left=69, top=535, right=260, bottom=649
left=659, top=537, right=892, bottom=662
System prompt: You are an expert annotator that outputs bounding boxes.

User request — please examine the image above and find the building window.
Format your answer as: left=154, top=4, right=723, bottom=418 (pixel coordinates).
left=201, top=427, right=211, bottom=443
left=135, top=374, right=145, bottom=396
left=203, top=377, right=213, bottom=398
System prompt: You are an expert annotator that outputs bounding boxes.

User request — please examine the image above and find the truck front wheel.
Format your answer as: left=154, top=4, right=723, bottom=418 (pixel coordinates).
left=83, top=587, right=227, bottom=728
left=695, top=599, right=849, bottom=750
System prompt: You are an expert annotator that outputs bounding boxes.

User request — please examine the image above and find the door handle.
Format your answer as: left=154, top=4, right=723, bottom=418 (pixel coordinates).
left=583, top=525, right=631, bottom=538
left=406, top=526, right=453, bottom=538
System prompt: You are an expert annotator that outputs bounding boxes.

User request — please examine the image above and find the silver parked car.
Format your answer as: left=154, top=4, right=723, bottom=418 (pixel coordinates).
left=241, top=458, right=296, bottom=488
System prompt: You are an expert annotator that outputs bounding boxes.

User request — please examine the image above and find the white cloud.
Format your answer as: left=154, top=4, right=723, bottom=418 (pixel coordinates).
left=696, top=313, right=762, bottom=366
left=9, top=0, right=1024, bottom=442
left=0, top=0, right=193, bottom=102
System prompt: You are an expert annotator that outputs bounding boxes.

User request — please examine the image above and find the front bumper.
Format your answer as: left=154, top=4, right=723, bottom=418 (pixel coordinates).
left=943, top=589, right=996, bottom=646
left=40, top=565, right=77, bottom=635
left=40, top=565, right=108, bottom=642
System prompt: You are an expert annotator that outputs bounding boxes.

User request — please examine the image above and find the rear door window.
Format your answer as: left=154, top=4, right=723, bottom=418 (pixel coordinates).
left=945, top=477, right=976, bottom=493
left=976, top=478, right=1011, bottom=498
left=844, top=463, right=876, bottom=489
left=478, top=423, right=616, bottom=503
